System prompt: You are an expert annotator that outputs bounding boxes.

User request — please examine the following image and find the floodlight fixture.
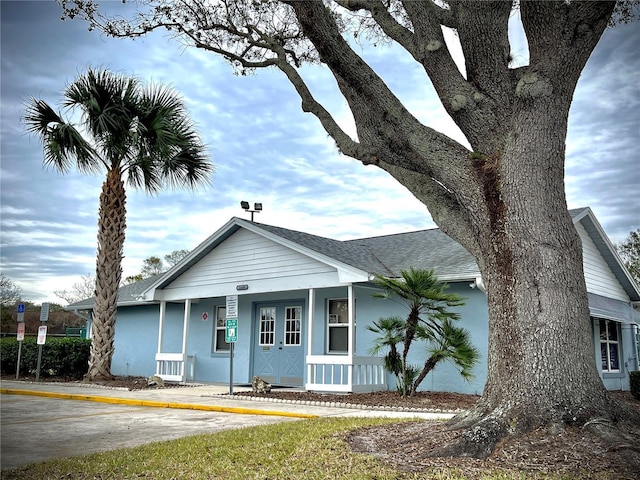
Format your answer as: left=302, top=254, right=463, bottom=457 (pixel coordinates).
left=240, top=200, right=263, bottom=221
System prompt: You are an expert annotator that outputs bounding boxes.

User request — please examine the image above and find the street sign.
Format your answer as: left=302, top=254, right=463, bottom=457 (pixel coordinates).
left=16, top=322, right=25, bottom=341
left=17, top=303, right=25, bottom=323
left=37, top=325, right=48, bottom=345
left=225, top=318, right=238, bottom=343
left=226, top=295, right=238, bottom=318
left=40, top=302, right=50, bottom=323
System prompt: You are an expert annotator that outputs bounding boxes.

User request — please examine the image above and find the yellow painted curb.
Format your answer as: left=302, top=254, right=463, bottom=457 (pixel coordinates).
left=0, top=388, right=318, bottom=419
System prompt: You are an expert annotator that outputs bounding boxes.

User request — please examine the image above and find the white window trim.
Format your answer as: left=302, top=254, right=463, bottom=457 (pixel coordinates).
left=327, top=298, right=349, bottom=354
left=213, top=305, right=230, bottom=353
left=259, top=306, right=276, bottom=346
left=599, top=318, right=621, bottom=373
left=283, top=305, right=302, bottom=346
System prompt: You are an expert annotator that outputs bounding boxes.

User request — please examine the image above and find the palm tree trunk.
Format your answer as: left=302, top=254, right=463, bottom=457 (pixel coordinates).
left=410, top=355, right=438, bottom=396
left=399, top=309, right=420, bottom=396
left=85, top=168, right=126, bottom=381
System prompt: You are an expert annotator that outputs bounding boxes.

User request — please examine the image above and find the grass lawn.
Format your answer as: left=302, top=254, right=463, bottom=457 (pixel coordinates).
left=1, top=417, right=603, bottom=480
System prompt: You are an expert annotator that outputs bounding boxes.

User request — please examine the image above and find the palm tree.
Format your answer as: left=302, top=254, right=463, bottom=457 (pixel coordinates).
left=366, top=316, right=405, bottom=378
left=372, top=268, right=477, bottom=396
left=411, top=318, right=479, bottom=396
left=24, top=68, right=213, bottom=381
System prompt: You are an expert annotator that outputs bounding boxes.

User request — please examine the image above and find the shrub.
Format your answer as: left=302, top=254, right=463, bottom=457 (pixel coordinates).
left=630, top=371, right=640, bottom=400
left=0, top=337, right=90, bottom=379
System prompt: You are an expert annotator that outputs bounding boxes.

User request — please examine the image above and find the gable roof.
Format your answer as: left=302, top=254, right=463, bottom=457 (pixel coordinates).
left=67, top=207, right=639, bottom=308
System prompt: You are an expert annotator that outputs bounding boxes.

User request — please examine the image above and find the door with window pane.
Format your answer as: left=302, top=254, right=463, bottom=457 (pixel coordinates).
left=253, top=303, right=304, bottom=386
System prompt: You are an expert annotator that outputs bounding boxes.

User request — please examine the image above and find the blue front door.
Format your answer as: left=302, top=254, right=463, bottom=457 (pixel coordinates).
left=253, top=302, right=304, bottom=386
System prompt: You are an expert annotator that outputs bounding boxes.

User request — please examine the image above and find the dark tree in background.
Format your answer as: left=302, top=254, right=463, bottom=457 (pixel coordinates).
left=58, top=0, right=639, bottom=456
left=617, top=229, right=640, bottom=284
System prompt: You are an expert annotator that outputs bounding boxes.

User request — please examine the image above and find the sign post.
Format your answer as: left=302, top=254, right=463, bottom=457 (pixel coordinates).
left=225, top=318, right=238, bottom=394
left=35, top=303, right=49, bottom=382
left=225, top=295, right=239, bottom=394
left=15, top=304, right=26, bottom=380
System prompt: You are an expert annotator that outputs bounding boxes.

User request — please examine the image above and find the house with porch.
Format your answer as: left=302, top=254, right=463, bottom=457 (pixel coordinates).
left=68, top=207, right=640, bottom=394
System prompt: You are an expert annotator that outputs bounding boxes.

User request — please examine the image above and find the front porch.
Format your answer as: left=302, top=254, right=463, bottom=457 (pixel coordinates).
left=152, top=286, right=390, bottom=392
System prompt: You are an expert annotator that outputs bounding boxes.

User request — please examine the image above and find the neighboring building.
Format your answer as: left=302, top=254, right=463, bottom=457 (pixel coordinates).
left=68, top=207, right=640, bottom=393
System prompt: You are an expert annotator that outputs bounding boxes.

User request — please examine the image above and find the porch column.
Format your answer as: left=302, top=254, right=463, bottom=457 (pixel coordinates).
left=307, top=288, right=315, bottom=385
left=157, top=301, right=166, bottom=354
left=347, top=284, right=355, bottom=357
left=181, top=299, right=191, bottom=381
left=347, top=284, right=355, bottom=389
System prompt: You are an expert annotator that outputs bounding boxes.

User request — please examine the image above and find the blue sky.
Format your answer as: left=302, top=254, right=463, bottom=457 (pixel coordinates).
left=1, top=1, right=638, bottom=305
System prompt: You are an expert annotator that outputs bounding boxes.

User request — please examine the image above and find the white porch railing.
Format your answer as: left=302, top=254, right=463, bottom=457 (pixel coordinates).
left=155, top=353, right=195, bottom=382
left=305, top=355, right=387, bottom=393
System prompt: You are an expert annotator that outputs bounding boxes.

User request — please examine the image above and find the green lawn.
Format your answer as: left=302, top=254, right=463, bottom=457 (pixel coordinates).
left=0, top=417, right=606, bottom=480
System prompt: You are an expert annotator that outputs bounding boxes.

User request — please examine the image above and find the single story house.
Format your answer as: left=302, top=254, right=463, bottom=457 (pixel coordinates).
left=68, top=207, right=640, bottom=394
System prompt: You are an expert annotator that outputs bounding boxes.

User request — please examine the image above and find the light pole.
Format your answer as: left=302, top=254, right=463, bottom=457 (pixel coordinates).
left=240, top=201, right=262, bottom=222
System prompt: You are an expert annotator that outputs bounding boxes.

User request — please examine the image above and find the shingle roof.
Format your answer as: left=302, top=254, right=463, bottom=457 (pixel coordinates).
left=251, top=220, right=479, bottom=279
left=66, top=274, right=162, bottom=310
left=252, top=221, right=479, bottom=278
left=348, top=229, right=479, bottom=279
left=250, top=222, right=396, bottom=276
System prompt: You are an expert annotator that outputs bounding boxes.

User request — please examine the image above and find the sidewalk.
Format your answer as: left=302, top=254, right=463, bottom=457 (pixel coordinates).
left=0, top=380, right=456, bottom=420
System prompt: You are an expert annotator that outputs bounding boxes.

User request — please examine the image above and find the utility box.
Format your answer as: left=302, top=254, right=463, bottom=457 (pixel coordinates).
left=65, top=327, right=87, bottom=338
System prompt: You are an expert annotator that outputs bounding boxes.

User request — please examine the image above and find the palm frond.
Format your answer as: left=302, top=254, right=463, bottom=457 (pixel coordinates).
left=23, top=98, right=99, bottom=173
left=125, top=84, right=212, bottom=193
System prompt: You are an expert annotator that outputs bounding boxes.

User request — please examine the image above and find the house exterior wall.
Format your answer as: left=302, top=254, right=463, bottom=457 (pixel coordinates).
left=107, top=283, right=489, bottom=394
left=110, top=304, right=161, bottom=378
left=107, top=281, right=635, bottom=393
left=576, top=223, right=628, bottom=301
left=353, top=282, right=489, bottom=396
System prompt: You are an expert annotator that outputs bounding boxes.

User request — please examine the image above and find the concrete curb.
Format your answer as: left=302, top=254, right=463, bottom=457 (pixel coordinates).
left=0, top=388, right=318, bottom=419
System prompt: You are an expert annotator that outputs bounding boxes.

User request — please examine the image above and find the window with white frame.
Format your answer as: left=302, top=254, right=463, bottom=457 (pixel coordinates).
left=327, top=299, right=348, bottom=352
left=259, top=307, right=276, bottom=346
left=599, top=318, right=620, bottom=373
left=284, top=306, right=302, bottom=346
left=212, top=306, right=230, bottom=352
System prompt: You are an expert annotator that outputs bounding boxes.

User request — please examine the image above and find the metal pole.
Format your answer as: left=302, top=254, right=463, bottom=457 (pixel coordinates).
left=229, top=342, right=234, bottom=394
left=15, top=341, right=22, bottom=380
left=35, top=319, right=45, bottom=382
left=35, top=342, right=43, bottom=382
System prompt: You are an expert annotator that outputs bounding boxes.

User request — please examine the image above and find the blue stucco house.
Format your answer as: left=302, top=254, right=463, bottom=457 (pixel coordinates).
left=68, top=207, right=640, bottom=394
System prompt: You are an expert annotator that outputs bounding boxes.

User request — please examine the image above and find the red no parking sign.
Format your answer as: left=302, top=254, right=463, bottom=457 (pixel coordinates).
left=16, top=322, right=25, bottom=341
left=37, top=325, right=47, bottom=345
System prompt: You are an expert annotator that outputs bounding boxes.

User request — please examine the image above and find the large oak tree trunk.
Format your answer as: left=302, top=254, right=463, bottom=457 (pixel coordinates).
left=438, top=102, right=637, bottom=456
left=86, top=168, right=126, bottom=381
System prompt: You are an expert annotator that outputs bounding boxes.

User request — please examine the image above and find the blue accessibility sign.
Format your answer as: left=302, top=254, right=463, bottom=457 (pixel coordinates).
left=17, top=303, right=25, bottom=313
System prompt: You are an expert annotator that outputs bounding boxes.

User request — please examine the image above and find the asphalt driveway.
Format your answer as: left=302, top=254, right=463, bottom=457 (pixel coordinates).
left=1, top=392, right=296, bottom=470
